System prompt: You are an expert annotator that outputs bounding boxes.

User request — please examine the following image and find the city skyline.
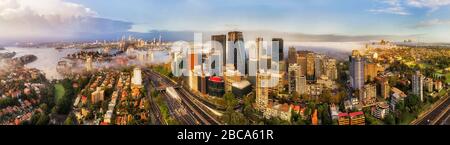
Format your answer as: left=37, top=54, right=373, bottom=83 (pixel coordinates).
left=1, top=0, right=450, bottom=43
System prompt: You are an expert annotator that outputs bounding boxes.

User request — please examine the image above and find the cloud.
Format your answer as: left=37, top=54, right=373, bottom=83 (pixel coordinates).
left=0, top=0, right=132, bottom=42
left=368, top=7, right=410, bottom=15
left=370, top=0, right=450, bottom=15
left=414, top=19, right=450, bottom=27
left=369, top=0, right=410, bottom=15
left=406, top=0, right=450, bottom=10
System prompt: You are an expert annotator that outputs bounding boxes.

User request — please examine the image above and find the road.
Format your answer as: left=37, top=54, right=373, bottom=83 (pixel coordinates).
left=435, top=107, right=450, bottom=125
left=411, top=96, right=450, bottom=125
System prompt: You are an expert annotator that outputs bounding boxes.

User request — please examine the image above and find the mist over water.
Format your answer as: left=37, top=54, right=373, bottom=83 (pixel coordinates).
left=0, top=47, right=170, bottom=80
left=0, top=41, right=363, bottom=80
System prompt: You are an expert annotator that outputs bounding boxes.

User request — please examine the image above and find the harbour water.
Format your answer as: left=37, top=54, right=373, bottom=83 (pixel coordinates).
left=0, top=42, right=361, bottom=80
left=0, top=47, right=170, bottom=80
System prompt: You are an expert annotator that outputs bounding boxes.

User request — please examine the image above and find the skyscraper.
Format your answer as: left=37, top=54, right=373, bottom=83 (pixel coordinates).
left=211, top=35, right=227, bottom=67
left=380, top=78, right=390, bottom=99
left=288, top=59, right=307, bottom=94
left=248, top=38, right=262, bottom=85
left=412, top=71, right=424, bottom=102
left=272, top=38, right=284, bottom=73
left=350, top=50, right=365, bottom=90
left=256, top=37, right=264, bottom=71
left=361, top=84, right=376, bottom=105
left=314, top=54, right=323, bottom=79
left=324, top=58, right=338, bottom=80
left=260, top=55, right=272, bottom=70
left=256, top=37, right=263, bottom=57
left=364, top=63, right=377, bottom=82
left=297, top=76, right=307, bottom=95
left=288, top=64, right=301, bottom=94
left=288, top=46, right=297, bottom=65
left=306, top=52, right=315, bottom=81
left=227, top=31, right=246, bottom=75
left=171, top=51, right=184, bottom=77
left=297, top=51, right=308, bottom=77
left=256, top=71, right=271, bottom=111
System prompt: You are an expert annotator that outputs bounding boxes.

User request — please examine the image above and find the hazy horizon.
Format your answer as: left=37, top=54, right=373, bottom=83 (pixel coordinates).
left=1, top=0, right=450, bottom=43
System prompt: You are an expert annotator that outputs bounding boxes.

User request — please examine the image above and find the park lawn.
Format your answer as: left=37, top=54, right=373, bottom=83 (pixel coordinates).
left=399, top=112, right=418, bottom=125
left=365, top=115, right=384, bottom=125
left=54, top=84, right=66, bottom=103
left=438, top=89, right=447, bottom=97
left=446, top=73, right=450, bottom=84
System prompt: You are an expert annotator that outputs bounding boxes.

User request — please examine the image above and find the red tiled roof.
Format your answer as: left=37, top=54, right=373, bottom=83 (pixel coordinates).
left=209, top=76, right=223, bottom=83
left=293, top=106, right=300, bottom=112
left=338, top=113, right=349, bottom=117
left=281, top=103, right=290, bottom=112
left=349, top=111, right=364, bottom=117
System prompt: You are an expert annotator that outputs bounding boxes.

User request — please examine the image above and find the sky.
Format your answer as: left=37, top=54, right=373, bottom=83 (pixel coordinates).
left=1, top=0, right=450, bottom=43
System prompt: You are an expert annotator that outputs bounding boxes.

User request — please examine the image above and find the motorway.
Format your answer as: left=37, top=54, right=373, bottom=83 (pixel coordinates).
left=411, top=95, right=450, bottom=125
left=144, top=69, right=221, bottom=125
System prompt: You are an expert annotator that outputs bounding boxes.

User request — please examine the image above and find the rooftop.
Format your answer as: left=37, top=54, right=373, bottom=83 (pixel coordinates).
left=338, top=113, right=349, bottom=117
left=349, top=111, right=364, bottom=117
left=232, top=80, right=251, bottom=89
left=209, top=76, right=223, bottom=83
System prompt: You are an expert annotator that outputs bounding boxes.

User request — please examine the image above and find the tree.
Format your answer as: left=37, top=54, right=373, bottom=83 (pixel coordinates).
left=319, top=90, right=332, bottom=103
left=39, top=103, right=49, bottom=114
left=384, top=113, right=396, bottom=125
left=291, top=110, right=307, bottom=125
left=102, top=101, right=109, bottom=113
left=223, top=93, right=238, bottom=108
left=319, top=104, right=332, bottom=125
left=331, top=91, right=346, bottom=104
left=64, top=114, right=75, bottom=125
left=36, top=113, right=49, bottom=125
left=405, top=94, right=421, bottom=113
left=396, top=100, right=406, bottom=113
left=242, top=95, right=256, bottom=117
left=222, top=93, right=248, bottom=125
left=0, top=97, right=19, bottom=109
left=301, top=94, right=312, bottom=102
left=51, top=106, right=58, bottom=115
left=291, top=92, right=300, bottom=103
left=85, top=110, right=94, bottom=120
left=266, top=117, right=289, bottom=125
left=30, top=111, right=41, bottom=125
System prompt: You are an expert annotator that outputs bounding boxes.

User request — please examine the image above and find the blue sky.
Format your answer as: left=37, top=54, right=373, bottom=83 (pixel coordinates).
left=1, top=0, right=450, bottom=42
left=65, top=0, right=450, bottom=41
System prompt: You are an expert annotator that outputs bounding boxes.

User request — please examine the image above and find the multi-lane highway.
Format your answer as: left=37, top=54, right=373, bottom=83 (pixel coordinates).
left=411, top=96, right=450, bottom=125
